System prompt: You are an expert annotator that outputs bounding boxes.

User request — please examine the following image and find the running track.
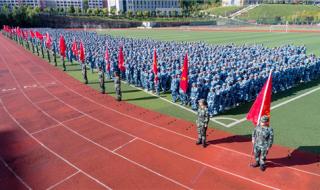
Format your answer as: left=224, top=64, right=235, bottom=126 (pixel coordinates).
left=0, top=34, right=319, bottom=190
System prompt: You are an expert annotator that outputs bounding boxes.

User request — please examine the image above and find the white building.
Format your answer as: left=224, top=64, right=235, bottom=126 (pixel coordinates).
left=43, top=0, right=83, bottom=9
left=114, top=0, right=181, bottom=14
left=89, top=0, right=108, bottom=9
left=0, top=0, right=40, bottom=8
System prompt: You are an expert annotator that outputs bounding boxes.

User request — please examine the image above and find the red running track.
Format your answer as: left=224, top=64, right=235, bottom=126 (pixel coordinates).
left=0, top=34, right=319, bottom=190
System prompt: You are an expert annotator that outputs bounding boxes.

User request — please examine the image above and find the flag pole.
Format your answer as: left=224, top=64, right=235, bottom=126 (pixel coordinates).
left=250, top=69, right=272, bottom=166
left=257, top=70, right=273, bottom=125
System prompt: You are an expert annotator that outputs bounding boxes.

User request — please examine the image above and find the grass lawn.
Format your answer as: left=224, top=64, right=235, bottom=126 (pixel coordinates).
left=98, top=29, right=320, bottom=55
left=20, top=29, right=320, bottom=154
left=238, top=4, right=320, bottom=20
left=202, top=6, right=243, bottom=17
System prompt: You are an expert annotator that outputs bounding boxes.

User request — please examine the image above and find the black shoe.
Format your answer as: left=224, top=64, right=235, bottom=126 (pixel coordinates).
left=196, top=140, right=201, bottom=145
left=202, top=143, right=206, bottom=148
left=250, top=162, right=260, bottom=168
left=260, top=165, right=266, bottom=171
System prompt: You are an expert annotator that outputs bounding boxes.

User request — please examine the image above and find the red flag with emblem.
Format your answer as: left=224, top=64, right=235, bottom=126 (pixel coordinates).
left=79, top=41, right=85, bottom=63
left=35, top=31, right=43, bottom=41
left=45, top=33, right=52, bottom=49
left=72, top=40, right=78, bottom=57
left=30, top=30, right=35, bottom=38
left=153, top=49, right=158, bottom=81
left=179, top=53, right=189, bottom=93
left=59, top=35, right=66, bottom=58
left=246, top=71, right=272, bottom=126
left=118, top=46, right=125, bottom=72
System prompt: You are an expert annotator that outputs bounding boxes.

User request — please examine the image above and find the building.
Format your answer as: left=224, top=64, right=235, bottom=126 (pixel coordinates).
left=89, top=0, right=108, bottom=9
left=114, top=0, right=181, bottom=14
left=42, top=0, right=83, bottom=9
left=0, top=0, right=41, bottom=8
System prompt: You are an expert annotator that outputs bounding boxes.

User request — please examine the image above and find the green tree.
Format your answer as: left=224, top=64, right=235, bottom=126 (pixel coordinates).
left=136, top=10, right=142, bottom=17
left=126, top=10, right=133, bottom=18
left=102, top=8, right=108, bottom=16
left=143, top=10, right=150, bottom=18
left=68, top=5, right=75, bottom=14
left=110, top=7, right=116, bottom=16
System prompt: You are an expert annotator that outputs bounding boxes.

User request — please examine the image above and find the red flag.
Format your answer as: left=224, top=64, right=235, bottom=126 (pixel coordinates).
left=35, top=31, right=43, bottom=41
left=79, top=41, right=85, bottom=63
left=45, top=32, right=52, bottom=49
left=246, top=71, right=272, bottom=126
left=22, top=30, right=28, bottom=40
left=105, top=47, right=110, bottom=72
left=72, top=40, right=78, bottom=57
left=179, top=53, right=189, bottom=93
left=118, top=46, right=125, bottom=72
left=59, top=35, right=66, bottom=58
left=153, top=49, right=158, bottom=81
left=30, top=30, right=35, bottom=38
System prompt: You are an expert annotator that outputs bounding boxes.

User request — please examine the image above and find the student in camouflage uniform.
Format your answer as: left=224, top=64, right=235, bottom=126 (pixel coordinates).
left=196, top=99, right=210, bottom=148
left=98, top=65, right=105, bottom=94
left=114, top=71, right=122, bottom=101
left=81, top=62, right=88, bottom=84
left=251, top=115, right=274, bottom=171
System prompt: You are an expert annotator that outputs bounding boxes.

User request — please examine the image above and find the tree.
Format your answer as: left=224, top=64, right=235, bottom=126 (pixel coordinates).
left=136, top=10, right=142, bottom=17
left=93, top=8, right=100, bottom=16
left=110, top=7, right=116, bottom=16
left=126, top=10, right=133, bottom=18
left=143, top=10, right=150, bottom=18
left=102, top=8, right=108, bottom=16
left=86, top=8, right=93, bottom=15
left=68, top=5, right=75, bottom=14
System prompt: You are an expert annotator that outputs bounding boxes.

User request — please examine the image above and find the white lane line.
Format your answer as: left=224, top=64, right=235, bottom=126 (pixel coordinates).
left=31, top=115, right=86, bottom=135
left=122, top=81, right=230, bottom=127
left=1, top=87, right=16, bottom=92
left=39, top=57, right=320, bottom=178
left=112, top=137, right=138, bottom=152
left=23, top=84, right=37, bottom=89
left=17, top=63, right=279, bottom=190
left=0, top=53, right=112, bottom=190
left=33, top=98, right=57, bottom=105
left=4, top=45, right=191, bottom=190
left=0, top=156, right=32, bottom=190
left=12, top=47, right=276, bottom=190
left=227, top=86, right=320, bottom=128
left=10, top=36, right=320, bottom=178
left=46, top=171, right=80, bottom=190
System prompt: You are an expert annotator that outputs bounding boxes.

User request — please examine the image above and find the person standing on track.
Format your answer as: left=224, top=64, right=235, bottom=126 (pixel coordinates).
left=251, top=115, right=274, bottom=171
left=98, top=64, right=105, bottom=94
left=114, top=71, right=122, bottom=101
left=196, top=99, right=210, bottom=148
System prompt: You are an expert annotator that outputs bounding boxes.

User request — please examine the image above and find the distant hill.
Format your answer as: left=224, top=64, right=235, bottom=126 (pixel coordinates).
left=237, top=4, right=320, bottom=24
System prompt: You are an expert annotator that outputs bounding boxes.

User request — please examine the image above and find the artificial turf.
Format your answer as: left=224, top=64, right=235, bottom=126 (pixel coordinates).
left=17, top=29, right=320, bottom=154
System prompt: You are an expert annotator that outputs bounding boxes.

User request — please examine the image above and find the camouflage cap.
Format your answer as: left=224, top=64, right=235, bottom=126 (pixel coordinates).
left=260, top=115, right=269, bottom=123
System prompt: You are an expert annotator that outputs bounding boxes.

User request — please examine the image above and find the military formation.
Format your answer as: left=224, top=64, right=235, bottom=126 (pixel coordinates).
left=27, top=29, right=320, bottom=117
left=3, top=27, right=288, bottom=172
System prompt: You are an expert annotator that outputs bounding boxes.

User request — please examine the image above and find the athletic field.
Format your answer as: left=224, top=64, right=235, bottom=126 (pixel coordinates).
left=1, top=29, right=320, bottom=189
left=22, top=28, right=320, bottom=154
left=89, top=28, right=320, bottom=154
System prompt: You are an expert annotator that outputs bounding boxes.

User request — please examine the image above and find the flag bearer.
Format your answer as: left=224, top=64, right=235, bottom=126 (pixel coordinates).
left=251, top=115, right=274, bottom=171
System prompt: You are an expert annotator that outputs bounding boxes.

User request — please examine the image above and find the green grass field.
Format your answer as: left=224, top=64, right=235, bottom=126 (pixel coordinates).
left=98, top=29, right=320, bottom=55
left=25, top=29, right=320, bottom=154
left=202, top=6, right=243, bottom=17
left=238, top=4, right=320, bottom=21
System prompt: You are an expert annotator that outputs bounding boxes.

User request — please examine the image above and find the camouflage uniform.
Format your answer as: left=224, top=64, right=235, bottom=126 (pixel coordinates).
left=114, top=74, right=122, bottom=101
left=196, top=99, right=210, bottom=147
left=252, top=115, right=274, bottom=171
left=98, top=67, right=105, bottom=94
left=81, top=63, right=88, bottom=84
